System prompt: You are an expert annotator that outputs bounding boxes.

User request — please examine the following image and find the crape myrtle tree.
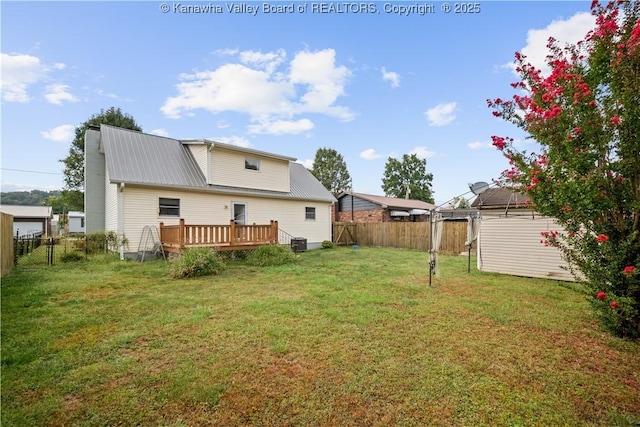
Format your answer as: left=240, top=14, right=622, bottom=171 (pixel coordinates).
left=488, top=0, right=640, bottom=338
left=310, top=147, right=352, bottom=195
left=381, top=154, right=435, bottom=203
left=60, top=107, right=142, bottom=210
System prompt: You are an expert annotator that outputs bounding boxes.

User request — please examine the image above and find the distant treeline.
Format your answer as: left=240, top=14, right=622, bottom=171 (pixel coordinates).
left=1, top=190, right=62, bottom=207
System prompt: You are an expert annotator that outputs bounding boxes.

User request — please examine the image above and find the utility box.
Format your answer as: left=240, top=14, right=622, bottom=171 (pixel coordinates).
left=291, top=237, right=307, bottom=253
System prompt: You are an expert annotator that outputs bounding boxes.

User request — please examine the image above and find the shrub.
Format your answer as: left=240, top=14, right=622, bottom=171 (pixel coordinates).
left=169, top=247, right=226, bottom=279
left=83, top=231, right=128, bottom=254
left=321, top=240, right=334, bottom=249
left=247, top=244, right=297, bottom=267
left=61, top=251, right=85, bottom=263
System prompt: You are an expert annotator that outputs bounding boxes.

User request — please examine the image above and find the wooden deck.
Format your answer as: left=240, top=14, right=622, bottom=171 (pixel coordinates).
left=160, top=219, right=278, bottom=253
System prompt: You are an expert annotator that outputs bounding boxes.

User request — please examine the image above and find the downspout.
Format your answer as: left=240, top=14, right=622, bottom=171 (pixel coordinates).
left=118, top=182, right=125, bottom=260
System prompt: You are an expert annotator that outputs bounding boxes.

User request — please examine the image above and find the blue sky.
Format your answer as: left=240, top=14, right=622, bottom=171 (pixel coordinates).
left=1, top=1, right=596, bottom=205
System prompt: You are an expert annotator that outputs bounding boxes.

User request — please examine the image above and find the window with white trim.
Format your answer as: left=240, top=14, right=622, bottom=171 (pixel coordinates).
left=159, top=197, right=180, bottom=217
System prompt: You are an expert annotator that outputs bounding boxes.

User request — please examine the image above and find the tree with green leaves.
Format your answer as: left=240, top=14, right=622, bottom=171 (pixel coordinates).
left=381, top=154, right=434, bottom=203
left=310, top=147, right=351, bottom=195
left=489, top=1, right=640, bottom=338
left=449, top=196, right=471, bottom=209
left=59, top=107, right=142, bottom=210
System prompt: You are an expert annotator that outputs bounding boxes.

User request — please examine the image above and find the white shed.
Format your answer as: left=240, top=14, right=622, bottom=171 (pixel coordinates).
left=67, top=211, right=86, bottom=234
left=472, top=188, right=575, bottom=282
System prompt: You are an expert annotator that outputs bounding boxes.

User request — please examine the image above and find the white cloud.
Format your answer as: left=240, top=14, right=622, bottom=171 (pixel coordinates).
left=239, top=49, right=286, bottom=74
left=41, top=124, right=74, bottom=142
left=1, top=53, right=50, bottom=102
left=409, top=146, right=436, bottom=159
left=95, top=88, right=118, bottom=99
left=509, top=12, right=595, bottom=76
left=360, top=148, right=384, bottom=160
left=214, top=135, right=252, bottom=148
left=1, top=181, right=62, bottom=192
left=289, top=49, right=353, bottom=120
left=216, top=120, right=231, bottom=129
left=381, top=67, right=400, bottom=88
left=467, top=141, right=493, bottom=150
left=425, top=102, right=457, bottom=126
left=297, top=159, right=314, bottom=169
left=248, top=118, right=314, bottom=135
left=44, top=84, right=79, bottom=105
left=150, top=128, right=169, bottom=137
left=162, top=48, right=354, bottom=133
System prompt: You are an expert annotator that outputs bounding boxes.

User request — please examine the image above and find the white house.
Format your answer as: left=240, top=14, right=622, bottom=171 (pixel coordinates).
left=84, top=125, right=336, bottom=258
left=472, top=188, right=575, bottom=282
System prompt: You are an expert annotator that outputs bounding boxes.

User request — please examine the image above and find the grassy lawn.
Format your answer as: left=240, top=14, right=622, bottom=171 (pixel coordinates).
left=2, top=247, right=639, bottom=426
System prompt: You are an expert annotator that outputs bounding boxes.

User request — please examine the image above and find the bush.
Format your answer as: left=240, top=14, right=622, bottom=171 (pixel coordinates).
left=169, top=247, right=226, bottom=279
left=61, top=251, right=85, bottom=263
left=83, top=231, right=128, bottom=254
left=247, top=245, right=297, bottom=267
left=321, top=240, right=334, bottom=249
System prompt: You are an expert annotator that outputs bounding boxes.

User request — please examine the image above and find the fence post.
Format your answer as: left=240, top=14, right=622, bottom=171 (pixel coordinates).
left=179, top=218, right=185, bottom=248
left=230, top=220, right=236, bottom=246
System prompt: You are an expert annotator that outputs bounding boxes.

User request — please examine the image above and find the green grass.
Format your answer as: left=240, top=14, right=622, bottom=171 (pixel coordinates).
left=2, top=248, right=639, bottom=426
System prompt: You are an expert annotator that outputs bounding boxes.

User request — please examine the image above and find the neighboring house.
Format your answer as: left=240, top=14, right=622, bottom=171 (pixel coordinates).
left=67, top=211, right=86, bottom=234
left=471, top=188, right=574, bottom=281
left=85, top=125, right=336, bottom=257
left=335, top=192, right=436, bottom=223
left=0, top=205, right=52, bottom=237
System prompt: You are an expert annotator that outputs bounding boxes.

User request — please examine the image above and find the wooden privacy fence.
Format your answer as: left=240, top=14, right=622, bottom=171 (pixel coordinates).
left=160, top=219, right=279, bottom=253
left=1, top=212, right=14, bottom=277
left=333, top=220, right=470, bottom=254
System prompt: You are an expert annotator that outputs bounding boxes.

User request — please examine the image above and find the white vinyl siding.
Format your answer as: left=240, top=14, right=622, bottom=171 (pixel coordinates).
left=121, top=186, right=331, bottom=251
left=210, top=147, right=289, bottom=192
left=478, top=215, right=574, bottom=281
left=187, top=144, right=209, bottom=182
left=105, top=168, right=118, bottom=233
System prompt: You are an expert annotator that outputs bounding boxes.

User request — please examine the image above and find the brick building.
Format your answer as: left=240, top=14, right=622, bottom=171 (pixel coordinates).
left=335, top=192, right=436, bottom=223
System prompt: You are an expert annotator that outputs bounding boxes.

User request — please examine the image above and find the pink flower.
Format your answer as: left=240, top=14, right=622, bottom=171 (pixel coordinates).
left=596, top=234, right=609, bottom=242
left=597, top=292, right=607, bottom=300
left=610, top=301, right=619, bottom=309
left=491, top=136, right=506, bottom=150
left=610, top=116, right=621, bottom=125
left=623, top=266, right=637, bottom=275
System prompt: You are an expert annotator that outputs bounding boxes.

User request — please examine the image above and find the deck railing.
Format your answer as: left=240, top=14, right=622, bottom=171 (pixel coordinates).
left=159, top=219, right=278, bottom=252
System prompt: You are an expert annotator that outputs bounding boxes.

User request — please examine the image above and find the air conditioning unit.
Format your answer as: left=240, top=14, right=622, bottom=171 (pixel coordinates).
left=291, top=237, right=307, bottom=253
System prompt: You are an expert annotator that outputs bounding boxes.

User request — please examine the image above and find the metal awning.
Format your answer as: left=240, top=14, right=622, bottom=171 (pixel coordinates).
left=409, top=209, right=429, bottom=215
left=390, top=210, right=410, bottom=217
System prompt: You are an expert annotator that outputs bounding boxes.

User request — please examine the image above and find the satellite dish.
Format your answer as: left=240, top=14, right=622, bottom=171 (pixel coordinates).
left=468, top=181, right=490, bottom=195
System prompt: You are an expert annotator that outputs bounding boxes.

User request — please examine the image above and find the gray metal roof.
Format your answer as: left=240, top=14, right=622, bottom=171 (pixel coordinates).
left=99, top=125, right=336, bottom=203
left=0, top=205, right=52, bottom=218
left=102, top=125, right=207, bottom=188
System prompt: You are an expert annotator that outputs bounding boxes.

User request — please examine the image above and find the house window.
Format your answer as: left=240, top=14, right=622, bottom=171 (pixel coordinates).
left=245, top=158, right=260, bottom=171
left=159, top=198, right=180, bottom=217
left=305, top=207, right=316, bottom=220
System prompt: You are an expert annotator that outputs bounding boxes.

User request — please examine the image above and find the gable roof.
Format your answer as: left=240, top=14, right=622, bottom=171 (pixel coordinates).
left=342, top=192, right=436, bottom=210
left=99, top=125, right=335, bottom=203
left=0, top=205, right=52, bottom=218
left=470, top=188, right=530, bottom=209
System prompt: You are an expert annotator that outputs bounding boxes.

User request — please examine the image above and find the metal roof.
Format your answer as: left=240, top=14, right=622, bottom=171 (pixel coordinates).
left=0, top=205, right=52, bottom=218
left=99, top=125, right=335, bottom=203
left=102, top=125, right=207, bottom=188
left=470, top=188, right=530, bottom=209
